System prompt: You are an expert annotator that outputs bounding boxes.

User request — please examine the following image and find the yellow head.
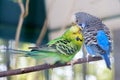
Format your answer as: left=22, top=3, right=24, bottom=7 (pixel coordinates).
left=63, top=23, right=84, bottom=47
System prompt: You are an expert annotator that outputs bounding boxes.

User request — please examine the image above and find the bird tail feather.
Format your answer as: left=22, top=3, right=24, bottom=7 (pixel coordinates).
left=3, top=48, right=59, bottom=64
left=3, top=48, right=29, bottom=56
left=103, top=53, right=111, bottom=69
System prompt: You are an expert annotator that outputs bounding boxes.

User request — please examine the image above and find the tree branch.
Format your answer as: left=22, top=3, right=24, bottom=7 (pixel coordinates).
left=0, top=56, right=102, bottom=77
left=36, top=0, right=57, bottom=46
left=15, top=0, right=29, bottom=48
left=36, top=19, right=48, bottom=46
left=15, top=0, right=25, bottom=48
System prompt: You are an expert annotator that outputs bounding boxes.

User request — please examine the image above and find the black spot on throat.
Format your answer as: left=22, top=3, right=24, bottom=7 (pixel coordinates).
left=76, top=36, right=83, bottom=41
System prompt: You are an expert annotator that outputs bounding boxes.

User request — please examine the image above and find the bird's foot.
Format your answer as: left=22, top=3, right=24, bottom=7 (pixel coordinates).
left=86, top=54, right=93, bottom=62
left=86, top=54, right=89, bottom=62
left=67, top=60, right=78, bottom=66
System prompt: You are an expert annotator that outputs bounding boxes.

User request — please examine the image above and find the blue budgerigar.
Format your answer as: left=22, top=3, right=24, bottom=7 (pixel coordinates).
left=73, top=12, right=112, bottom=69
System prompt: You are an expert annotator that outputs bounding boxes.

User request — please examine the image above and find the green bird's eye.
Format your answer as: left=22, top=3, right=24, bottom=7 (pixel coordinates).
left=73, top=32, right=76, bottom=34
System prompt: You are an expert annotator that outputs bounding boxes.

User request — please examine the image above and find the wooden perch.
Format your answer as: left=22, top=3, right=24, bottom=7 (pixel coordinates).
left=0, top=56, right=102, bottom=77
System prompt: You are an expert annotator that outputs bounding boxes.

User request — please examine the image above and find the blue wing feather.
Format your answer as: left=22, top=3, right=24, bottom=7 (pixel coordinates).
left=97, top=30, right=111, bottom=69
left=96, top=30, right=110, bottom=52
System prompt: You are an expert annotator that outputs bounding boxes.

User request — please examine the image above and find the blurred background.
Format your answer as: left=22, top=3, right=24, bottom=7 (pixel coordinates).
left=0, top=0, right=120, bottom=80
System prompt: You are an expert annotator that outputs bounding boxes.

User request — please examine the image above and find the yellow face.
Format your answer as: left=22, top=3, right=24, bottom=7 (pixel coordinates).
left=64, top=23, right=84, bottom=46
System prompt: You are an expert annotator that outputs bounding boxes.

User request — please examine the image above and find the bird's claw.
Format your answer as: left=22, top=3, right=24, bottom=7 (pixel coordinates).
left=86, top=54, right=93, bottom=62
left=67, top=60, right=78, bottom=66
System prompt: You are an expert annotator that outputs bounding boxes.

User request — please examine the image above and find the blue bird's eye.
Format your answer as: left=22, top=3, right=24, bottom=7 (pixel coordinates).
left=76, top=20, right=78, bottom=23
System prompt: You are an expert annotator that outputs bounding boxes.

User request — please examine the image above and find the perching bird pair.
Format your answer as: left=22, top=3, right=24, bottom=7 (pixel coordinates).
left=10, top=12, right=112, bottom=69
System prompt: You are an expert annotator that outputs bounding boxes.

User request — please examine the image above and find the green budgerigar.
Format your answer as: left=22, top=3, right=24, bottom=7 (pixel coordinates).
left=11, top=23, right=84, bottom=64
